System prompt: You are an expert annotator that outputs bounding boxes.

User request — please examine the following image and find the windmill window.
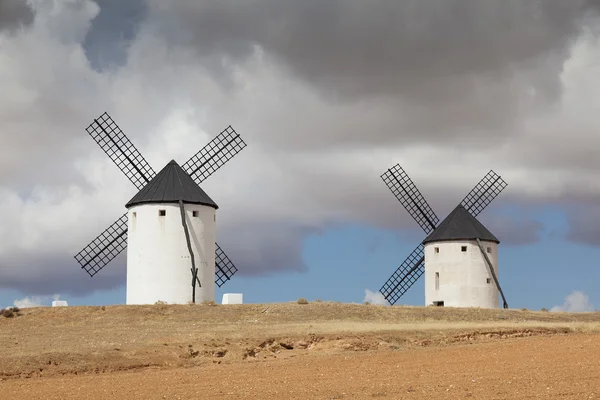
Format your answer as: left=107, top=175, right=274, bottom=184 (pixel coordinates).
left=461, top=246, right=467, bottom=252
left=435, top=272, right=440, bottom=290
left=192, top=211, right=198, bottom=217
left=132, top=212, right=136, bottom=219
left=159, top=209, right=166, bottom=216
left=434, top=247, right=439, bottom=254
left=486, top=247, right=492, bottom=254
left=486, top=278, right=491, bottom=284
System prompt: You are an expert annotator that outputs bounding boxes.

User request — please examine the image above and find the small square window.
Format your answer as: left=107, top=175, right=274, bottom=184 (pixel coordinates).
left=192, top=211, right=198, bottom=217
left=461, top=246, right=467, bottom=252
left=486, top=247, right=492, bottom=254
left=159, top=210, right=166, bottom=216
left=434, top=247, right=439, bottom=254
left=486, top=278, right=491, bottom=284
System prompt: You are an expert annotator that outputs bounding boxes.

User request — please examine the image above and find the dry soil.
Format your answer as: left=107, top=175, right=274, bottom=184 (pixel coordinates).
left=1, top=302, right=600, bottom=399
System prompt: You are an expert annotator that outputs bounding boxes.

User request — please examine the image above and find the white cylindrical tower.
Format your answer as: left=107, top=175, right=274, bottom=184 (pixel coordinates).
left=124, top=160, right=219, bottom=305
left=424, top=240, right=498, bottom=308
left=421, top=205, right=501, bottom=309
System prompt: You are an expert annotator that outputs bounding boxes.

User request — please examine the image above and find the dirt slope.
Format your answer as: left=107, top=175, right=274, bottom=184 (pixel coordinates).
left=1, top=303, right=600, bottom=399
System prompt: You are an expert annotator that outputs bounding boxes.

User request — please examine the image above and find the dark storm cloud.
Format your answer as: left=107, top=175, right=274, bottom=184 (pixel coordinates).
left=0, top=0, right=34, bottom=33
left=480, top=213, right=544, bottom=246
left=145, top=0, right=599, bottom=144
left=0, top=251, right=125, bottom=296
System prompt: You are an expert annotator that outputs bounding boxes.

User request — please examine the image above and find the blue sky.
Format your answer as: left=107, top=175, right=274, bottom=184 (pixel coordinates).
left=2, top=203, right=597, bottom=311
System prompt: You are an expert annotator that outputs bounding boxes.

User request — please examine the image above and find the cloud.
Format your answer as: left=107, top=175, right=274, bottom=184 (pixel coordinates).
left=1, top=0, right=600, bottom=298
left=364, top=289, right=389, bottom=306
left=13, top=296, right=45, bottom=308
left=0, top=0, right=35, bottom=33
left=550, top=290, right=595, bottom=312
left=565, top=204, right=600, bottom=246
left=479, top=212, right=544, bottom=246
left=144, top=0, right=600, bottom=140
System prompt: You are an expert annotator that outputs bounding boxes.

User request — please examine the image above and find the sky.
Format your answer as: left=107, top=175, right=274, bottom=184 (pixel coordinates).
left=1, top=0, right=600, bottom=312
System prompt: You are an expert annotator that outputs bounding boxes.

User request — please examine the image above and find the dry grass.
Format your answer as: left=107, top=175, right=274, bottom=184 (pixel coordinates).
left=1, top=302, right=599, bottom=380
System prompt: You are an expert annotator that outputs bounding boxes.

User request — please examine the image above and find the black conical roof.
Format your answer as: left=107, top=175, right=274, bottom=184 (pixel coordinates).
left=422, top=205, right=498, bottom=245
left=125, top=160, right=218, bottom=209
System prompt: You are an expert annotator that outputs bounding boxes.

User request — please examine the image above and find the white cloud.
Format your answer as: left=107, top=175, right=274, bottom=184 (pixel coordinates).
left=13, top=296, right=46, bottom=308
left=363, top=289, right=389, bottom=306
left=550, top=291, right=595, bottom=313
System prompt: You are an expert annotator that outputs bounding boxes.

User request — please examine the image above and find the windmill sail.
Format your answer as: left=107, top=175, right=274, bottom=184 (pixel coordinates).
left=182, top=125, right=247, bottom=185
left=86, top=112, right=156, bottom=190
left=381, top=164, right=439, bottom=234
left=74, top=213, right=128, bottom=277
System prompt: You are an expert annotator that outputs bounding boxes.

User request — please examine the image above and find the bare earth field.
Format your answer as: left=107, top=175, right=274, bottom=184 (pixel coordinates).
left=1, top=303, right=600, bottom=399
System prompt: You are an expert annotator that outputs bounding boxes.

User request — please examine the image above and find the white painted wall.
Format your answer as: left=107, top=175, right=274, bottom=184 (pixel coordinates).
left=424, top=240, right=499, bottom=308
left=126, top=203, right=216, bottom=305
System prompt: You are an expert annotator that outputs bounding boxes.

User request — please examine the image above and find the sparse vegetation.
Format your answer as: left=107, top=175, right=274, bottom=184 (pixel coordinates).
left=364, top=301, right=371, bottom=305
left=297, top=298, right=309, bottom=305
left=1, top=307, right=22, bottom=318
left=154, top=300, right=167, bottom=305
left=541, top=308, right=549, bottom=312
left=202, top=300, right=217, bottom=306
left=1, top=308, right=15, bottom=318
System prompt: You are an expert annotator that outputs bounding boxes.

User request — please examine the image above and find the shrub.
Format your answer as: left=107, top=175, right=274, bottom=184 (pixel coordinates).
left=541, top=308, right=549, bottom=312
left=11, top=306, right=20, bottom=313
left=201, top=300, right=217, bottom=306
left=297, top=298, right=308, bottom=305
left=2, top=308, right=15, bottom=318
left=154, top=300, right=167, bottom=305
left=364, top=301, right=371, bottom=305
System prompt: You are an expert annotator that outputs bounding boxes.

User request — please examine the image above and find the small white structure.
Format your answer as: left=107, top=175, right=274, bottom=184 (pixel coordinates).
left=125, top=160, right=218, bottom=305
left=52, top=300, right=69, bottom=307
left=423, top=205, right=500, bottom=309
left=221, top=293, right=243, bottom=304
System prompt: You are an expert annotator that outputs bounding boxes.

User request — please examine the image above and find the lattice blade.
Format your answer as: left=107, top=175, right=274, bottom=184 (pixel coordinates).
left=381, top=164, right=439, bottom=234
left=86, top=112, right=156, bottom=190
left=74, top=213, right=128, bottom=277
left=214, top=243, right=238, bottom=287
left=182, top=125, right=247, bottom=185
left=379, top=243, right=425, bottom=305
left=460, top=170, right=507, bottom=217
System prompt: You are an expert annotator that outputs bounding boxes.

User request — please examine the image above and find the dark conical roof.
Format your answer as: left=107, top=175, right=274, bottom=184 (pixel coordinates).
left=422, top=205, right=498, bottom=245
left=125, top=160, right=218, bottom=209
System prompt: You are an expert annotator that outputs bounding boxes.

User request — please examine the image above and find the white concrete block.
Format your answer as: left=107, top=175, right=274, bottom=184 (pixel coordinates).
left=221, top=293, right=243, bottom=305
left=52, top=300, right=69, bottom=307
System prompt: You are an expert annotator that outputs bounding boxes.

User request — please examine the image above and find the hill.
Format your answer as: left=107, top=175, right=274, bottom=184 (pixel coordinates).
left=1, top=302, right=600, bottom=399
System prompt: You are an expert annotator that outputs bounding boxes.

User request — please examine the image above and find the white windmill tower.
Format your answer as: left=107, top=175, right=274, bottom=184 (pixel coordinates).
left=125, top=160, right=219, bottom=305
left=378, top=165, right=509, bottom=309
left=74, top=112, right=246, bottom=305
left=422, top=205, right=501, bottom=308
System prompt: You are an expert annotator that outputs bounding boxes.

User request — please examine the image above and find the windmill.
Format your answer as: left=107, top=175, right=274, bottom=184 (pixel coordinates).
left=74, top=112, right=246, bottom=304
left=378, top=164, right=509, bottom=309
